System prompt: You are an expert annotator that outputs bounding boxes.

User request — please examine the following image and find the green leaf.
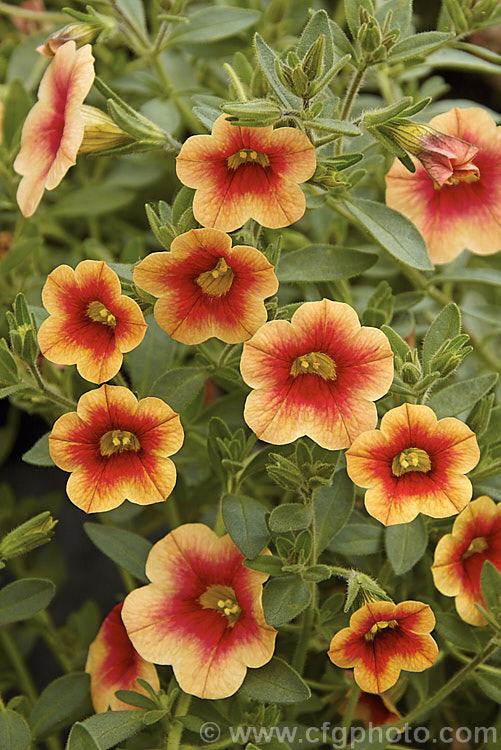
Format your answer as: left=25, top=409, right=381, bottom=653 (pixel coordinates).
left=254, top=34, right=301, bottom=109
left=427, top=48, right=501, bottom=75
left=374, top=0, right=412, bottom=34
left=22, top=433, right=55, bottom=467
left=222, top=494, right=270, bottom=558
left=84, top=523, right=152, bottom=583
left=240, top=657, right=311, bottom=704
left=389, top=31, right=454, bottom=62
left=151, top=367, right=207, bottom=412
left=341, top=198, right=433, bottom=270
left=422, top=303, right=461, bottom=368
left=114, top=0, right=148, bottom=38
left=244, top=555, right=284, bottom=576
left=169, top=6, right=260, bottom=44
left=344, top=0, right=374, bottom=38
left=427, top=373, right=498, bottom=419
left=269, top=504, right=312, bottom=533
left=481, top=561, right=501, bottom=617
left=126, top=316, right=178, bottom=397
left=277, top=245, right=378, bottom=282
left=0, top=231, right=41, bottom=274
left=50, top=187, right=134, bottom=217
left=2, top=78, right=31, bottom=151
left=380, top=325, right=411, bottom=362
left=262, top=575, right=311, bottom=626
left=311, top=118, right=361, bottom=136
left=0, top=578, right=55, bottom=624
left=66, top=723, right=100, bottom=750
left=0, top=710, right=30, bottom=750
left=329, top=524, right=383, bottom=556
left=30, top=673, right=90, bottom=740
left=462, top=304, right=501, bottom=326
left=312, top=472, right=354, bottom=553
left=113, top=690, right=157, bottom=710
left=77, top=712, right=147, bottom=750
left=476, top=674, right=501, bottom=704
left=385, top=516, right=428, bottom=575
left=436, top=611, right=480, bottom=651
left=438, top=268, right=501, bottom=287
left=297, top=10, right=334, bottom=71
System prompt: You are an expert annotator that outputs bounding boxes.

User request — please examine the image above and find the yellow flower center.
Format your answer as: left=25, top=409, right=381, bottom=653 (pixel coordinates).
left=99, top=430, right=140, bottom=457
left=461, top=536, right=488, bottom=560
left=290, top=352, right=337, bottom=380
left=444, top=168, right=480, bottom=187
left=392, top=448, right=431, bottom=477
left=87, top=300, right=116, bottom=328
left=364, top=619, right=398, bottom=642
left=195, top=257, right=234, bottom=297
left=199, top=584, right=241, bottom=626
left=227, top=149, right=270, bottom=170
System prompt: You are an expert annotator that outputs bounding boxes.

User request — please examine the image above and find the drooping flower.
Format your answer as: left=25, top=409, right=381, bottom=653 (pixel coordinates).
left=339, top=683, right=401, bottom=726
left=49, top=385, right=184, bottom=513
left=38, top=260, right=147, bottom=384
left=85, top=603, right=160, bottom=712
left=328, top=600, right=438, bottom=694
left=121, top=523, right=277, bottom=700
left=133, top=228, right=279, bottom=345
left=431, top=495, right=501, bottom=626
left=345, top=403, right=480, bottom=526
left=176, top=115, right=316, bottom=232
left=385, top=107, right=501, bottom=264
left=14, top=41, right=95, bottom=217
left=240, top=299, right=394, bottom=450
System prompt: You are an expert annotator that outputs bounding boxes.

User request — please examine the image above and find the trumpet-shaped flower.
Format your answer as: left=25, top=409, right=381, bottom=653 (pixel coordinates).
left=431, top=496, right=501, bottom=626
left=385, top=107, right=501, bottom=264
left=85, top=603, right=160, bottom=712
left=240, top=299, right=394, bottom=450
left=38, top=260, right=147, bottom=384
left=121, top=523, right=277, bottom=700
left=176, top=115, right=316, bottom=231
left=14, top=41, right=95, bottom=217
left=49, top=384, right=184, bottom=513
left=328, top=600, right=438, bottom=694
left=346, top=403, right=480, bottom=526
left=133, top=228, right=278, bottom=345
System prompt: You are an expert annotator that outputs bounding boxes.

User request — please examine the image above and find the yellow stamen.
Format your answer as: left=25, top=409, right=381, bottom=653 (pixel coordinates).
left=227, top=149, right=270, bottom=170
left=100, top=430, right=140, bottom=457
left=87, top=300, right=116, bottom=328
left=365, top=619, right=398, bottom=641
left=199, top=584, right=241, bottom=626
left=196, top=257, right=233, bottom=297
left=462, top=536, right=488, bottom=560
left=445, top=171, right=480, bottom=186
left=392, top=448, right=431, bottom=477
left=290, top=352, right=336, bottom=380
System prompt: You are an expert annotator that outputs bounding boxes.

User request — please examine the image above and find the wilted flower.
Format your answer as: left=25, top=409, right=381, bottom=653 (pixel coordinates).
left=240, top=299, right=393, bottom=450
left=386, top=107, right=501, bottom=264
left=37, top=23, right=99, bottom=57
left=133, top=228, right=279, bottom=345
left=122, top=523, right=277, bottom=699
left=328, top=600, right=438, bottom=694
left=432, top=495, right=501, bottom=626
left=346, top=403, right=480, bottom=526
left=176, top=115, right=316, bottom=231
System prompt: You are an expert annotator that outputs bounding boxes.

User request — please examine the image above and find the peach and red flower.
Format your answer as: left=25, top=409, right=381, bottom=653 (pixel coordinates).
left=345, top=403, right=480, bottom=526
left=38, top=260, right=147, bottom=384
left=121, top=523, right=277, bottom=700
left=133, top=228, right=278, bottom=345
left=14, top=41, right=95, bottom=217
left=385, top=107, right=501, bottom=264
left=175, top=115, right=316, bottom=232
left=431, top=495, right=501, bottom=626
left=339, top=682, right=401, bottom=726
left=85, top=602, right=160, bottom=712
left=49, top=384, right=184, bottom=513
left=240, top=299, right=394, bottom=450
left=328, top=600, right=438, bottom=694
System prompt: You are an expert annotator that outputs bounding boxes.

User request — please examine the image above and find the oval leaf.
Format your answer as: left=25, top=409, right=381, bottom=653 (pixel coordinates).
left=22, top=432, right=55, bottom=467
left=0, top=578, right=55, bottom=624
left=262, top=575, right=311, bottom=626
left=269, top=504, right=312, bottom=533
left=240, top=657, right=311, bottom=704
left=151, top=367, right=207, bottom=412
left=84, top=523, right=152, bottom=583
left=427, top=373, right=498, bottom=419
left=222, top=494, right=270, bottom=558
left=0, top=711, right=30, bottom=750
left=385, top=515, right=428, bottom=575
left=329, top=523, right=383, bottom=556
left=31, top=673, right=90, bottom=740
left=277, top=245, right=377, bottom=282
left=312, top=471, right=355, bottom=553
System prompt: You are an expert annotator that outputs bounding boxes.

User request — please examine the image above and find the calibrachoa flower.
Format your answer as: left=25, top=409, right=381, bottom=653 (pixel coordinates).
left=385, top=107, right=501, bottom=264
left=344, top=687, right=401, bottom=726
left=431, top=496, right=501, bottom=626
left=133, top=228, right=279, bottom=345
left=49, top=384, right=184, bottom=513
left=176, top=115, right=316, bottom=231
left=121, top=523, right=277, bottom=700
left=38, top=260, right=147, bottom=384
left=240, top=299, right=394, bottom=450
left=328, top=600, right=438, bottom=694
left=14, top=41, right=95, bottom=217
left=85, top=603, right=159, bottom=712
left=346, top=403, right=480, bottom=526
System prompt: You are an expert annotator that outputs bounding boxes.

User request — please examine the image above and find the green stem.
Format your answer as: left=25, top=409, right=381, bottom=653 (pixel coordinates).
left=336, top=67, right=366, bottom=155
left=396, top=639, right=498, bottom=727
left=0, top=1, right=66, bottom=21
left=28, top=364, right=76, bottom=410
left=223, top=63, right=248, bottom=101
left=291, top=587, right=315, bottom=677
left=217, top=343, right=237, bottom=367
left=34, top=612, right=73, bottom=674
left=166, top=690, right=191, bottom=750
left=341, top=684, right=360, bottom=729
left=164, top=495, right=182, bottom=531
left=0, top=628, right=38, bottom=703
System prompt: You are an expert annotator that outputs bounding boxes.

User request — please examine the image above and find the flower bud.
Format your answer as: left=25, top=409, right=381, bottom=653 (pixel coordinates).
left=379, top=119, right=480, bottom=187
left=401, top=362, right=421, bottom=385
left=358, top=17, right=382, bottom=53
left=302, top=35, right=325, bottom=80
left=78, top=105, right=134, bottom=154
left=36, top=23, right=99, bottom=57
left=0, top=512, right=57, bottom=561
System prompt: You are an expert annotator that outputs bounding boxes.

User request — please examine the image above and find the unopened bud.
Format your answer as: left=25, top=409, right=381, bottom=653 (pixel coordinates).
left=0, top=512, right=57, bottom=561
left=36, top=23, right=99, bottom=57
left=358, top=17, right=382, bottom=52
left=302, top=35, right=325, bottom=80
left=78, top=105, right=134, bottom=154
left=401, top=362, right=421, bottom=385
